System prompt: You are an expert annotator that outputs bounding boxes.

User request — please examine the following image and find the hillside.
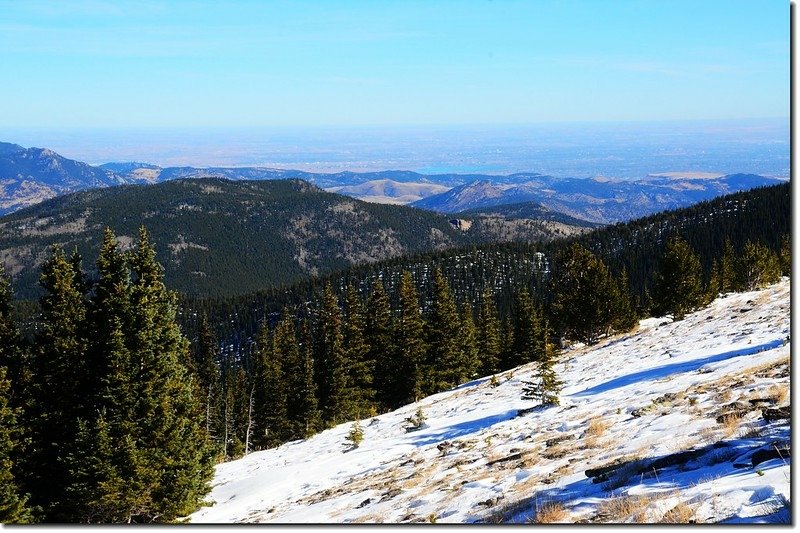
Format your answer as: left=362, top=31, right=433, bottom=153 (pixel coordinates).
left=0, top=177, right=590, bottom=298
left=412, top=174, right=784, bottom=223
left=189, top=280, right=790, bottom=524
left=180, top=183, right=789, bottom=355
left=0, top=142, right=128, bottom=214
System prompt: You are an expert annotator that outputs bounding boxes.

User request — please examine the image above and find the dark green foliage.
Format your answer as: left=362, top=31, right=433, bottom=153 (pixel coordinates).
left=779, top=234, right=790, bottom=276
left=458, top=303, right=480, bottom=384
left=477, top=289, right=501, bottom=376
left=425, top=267, right=462, bottom=393
left=365, top=279, right=397, bottom=412
left=394, top=272, right=427, bottom=406
left=611, top=269, right=638, bottom=333
left=342, top=286, right=376, bottom=419
left=316, top=283, right=349, bottom=426
left=294, top=320, right=322, bottom=438
left=720, top=239, right=738, bottom=293
left=521, top=319, right=562, bottom=407
left=511, top=288, right=541, bottom=366
left=0, top=367, right=29, bottom=523
left=24, top=244, right=89, bottom=520
left=193, top=316, right=221, bottom=439
left=252, top=319, right=289, bottom=449
left=653, top=237, right=705, bottom=321
left=739, top=240, right=782, bottom=290
left=549, top=244, right=621, bottom=344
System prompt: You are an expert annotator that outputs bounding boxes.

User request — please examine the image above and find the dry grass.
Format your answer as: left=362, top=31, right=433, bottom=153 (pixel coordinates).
left=596, top=494, right=658, bottom=523
left=697, top=426, right=721, bottom=445
left=719, top=413, right=743, bottom=438
left=585, top=417, right=610, bottom=437
left=530, top=501, right=570, bottom=524
left=659, top=501, right=698, bottom=523
left=766, top=384, right=789, bottom=405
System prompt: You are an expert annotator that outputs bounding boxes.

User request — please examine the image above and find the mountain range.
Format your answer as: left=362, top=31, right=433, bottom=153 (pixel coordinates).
left=413, top=175, right=784, bottom=223
left=0, top=142, right=784, bottom=224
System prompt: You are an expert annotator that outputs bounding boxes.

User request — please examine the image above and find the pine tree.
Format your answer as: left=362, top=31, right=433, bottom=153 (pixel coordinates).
left=705, top=260, right=722, bottom=304
left=739, top=240, right=781, bottom=290
left=720, top=238, right=738, bottom=293
left=499, top=318, right=516, bottom=371
left=295, top=320, right=321, bottom=438
left=193, top=315, right=221, bottom=442
left=0, top=366, right=29, bottom=523
left=653, top=236, right=704, bottom=321
left=0, top=265, right=27, bottom=409
left=521, top=319, right=562, bottom=406
left=425, top=267, right=461, bottom=393
left=253, top=317, right=289, bottom=448
left=365, top=279, right=396, bottom=412
left=394, top=272, right=427, bottom=406
left=342, top=285, right=375, bottom=419
left=316, top=283, right=349, bottom=426
left=779, top=234, right=790, bottom=277
left=25, top=244, right=89, bottom=520
left=512, top=287, right=541, bottom=366
left=611, top=269, right=637, bottom=333
left=458, top=303, right=479, bottom=383
left=550, top=243, right=620, bottom=345
left=67, top=227, right=215, bottom=523
left=478, top=289, right=501, bottom=376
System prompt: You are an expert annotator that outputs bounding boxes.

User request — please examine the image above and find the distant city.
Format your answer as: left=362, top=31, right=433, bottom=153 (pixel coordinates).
left=1, top=118, right=788, bottom=180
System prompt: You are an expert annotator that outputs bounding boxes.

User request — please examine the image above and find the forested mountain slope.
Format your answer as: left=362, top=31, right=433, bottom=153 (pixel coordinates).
left=181, top=183, right=789, bottom=355
left=0, top=178, right=589, bottom=298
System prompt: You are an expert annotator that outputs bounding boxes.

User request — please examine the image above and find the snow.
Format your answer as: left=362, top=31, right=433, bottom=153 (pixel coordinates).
left=189, top=279, right=790, bottom=524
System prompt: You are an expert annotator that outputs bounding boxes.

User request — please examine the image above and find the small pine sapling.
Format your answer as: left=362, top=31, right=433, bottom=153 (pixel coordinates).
left=345, top=420, right=364, bottom=450
left=404, top=407, right=427, bottom=432
left=489, top=374, right=500, bottom=387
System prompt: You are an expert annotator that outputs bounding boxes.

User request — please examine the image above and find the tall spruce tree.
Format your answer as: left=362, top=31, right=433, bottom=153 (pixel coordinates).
left=253, top=317, right=289, bottom=448
left=720, top=238, right=738, bottom=293
left=425, top=267, right=462, bottom=393
left=512, top=287, right=541, bottom=366
left=478, top=289, right=501, bottom=376
left=342, top=285, right=375, bottom=418
left=611, top=269, right=637, bottom=334
left=739, top=240, right=781, bottom=290
left=365, top=279, right=397, bottom=412
left=0, top=366, right=29, bottom=523
left=193, top=316, right=221, bottom=441
left=25, top=245, right=89, bottom=520
left=295, top=320, right=322, bottom=438
left=394, top=272, right=427, bottom=406
left=779, top=234, right=790, bottom=276
left=316, top=283, right=349, bottom=426
left=652, top=236, right=704, bottom=321
left=66, top=228, right=215, bottom=523
left=550, top=243, right=623, bottom=344
left=458, top=303, right=480, bottom=383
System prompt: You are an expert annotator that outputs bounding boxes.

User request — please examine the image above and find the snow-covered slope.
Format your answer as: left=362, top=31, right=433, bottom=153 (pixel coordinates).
left=190, top=280, right=791, bottom=524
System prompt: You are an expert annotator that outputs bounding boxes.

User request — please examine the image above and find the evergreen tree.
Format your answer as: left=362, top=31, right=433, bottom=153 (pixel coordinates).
left=705, top=260, right=722, bottom=304
left=316, top=283, right=349, bottom=426
left=512, top=287, right=541, bottom=366
left=652, top=236, right=704, bottom=321
left=499, top=318, right=516, bottom=371
left=458, top=303, right=480, bottom=383
left=0, top=366, right=29, bottom=523
left=342, top=285, right=375, bottom=418
left=67, top=228, right=215, bottom=522
left=550, top=243, right=620, bottom=345
left=295, top=320, right=321, bottom=438
left=739, top=240, right=781, bottom=290
left=720, top=238, right=738, bottom=293
left=477, top=289, right=501, bottom=376
left=779, top=234, right=790, bottom=277
left=611, top=269, right=637, bottom=333
left=253, top=317, right=289, bottom=448
left=0, top=265, right=26, bottom=408
left=521, top=319, right=562, bottom=406
left=425, top=267, right=462, bottom=393
left=394, top=272, right=427, bottom=406
left=365, top=279, right=397, bottom=412
left=193, top=315, right=221, bottom=441
left=25, top=245, right=89, bottom=520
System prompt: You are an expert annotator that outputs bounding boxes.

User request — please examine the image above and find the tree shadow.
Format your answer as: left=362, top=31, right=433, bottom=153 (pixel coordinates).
left=572, top=339, right=784, bottom=397
left=409, top=410, right=518, bottom=447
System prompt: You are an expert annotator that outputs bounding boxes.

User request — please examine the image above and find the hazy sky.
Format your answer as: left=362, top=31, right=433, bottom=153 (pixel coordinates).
left=0, top=0, right=789, bottom=128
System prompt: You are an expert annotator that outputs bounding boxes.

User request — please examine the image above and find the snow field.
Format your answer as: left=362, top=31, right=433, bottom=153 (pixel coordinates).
left=190, top=279, right=790, bottom=524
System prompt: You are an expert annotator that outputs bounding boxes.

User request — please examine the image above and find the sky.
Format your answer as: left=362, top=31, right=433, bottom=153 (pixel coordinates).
left=0, top=0, right=789, bottom=128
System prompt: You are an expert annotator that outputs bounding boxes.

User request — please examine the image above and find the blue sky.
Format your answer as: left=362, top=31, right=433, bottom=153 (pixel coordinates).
left=0, top=0, right=789, bottom=128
